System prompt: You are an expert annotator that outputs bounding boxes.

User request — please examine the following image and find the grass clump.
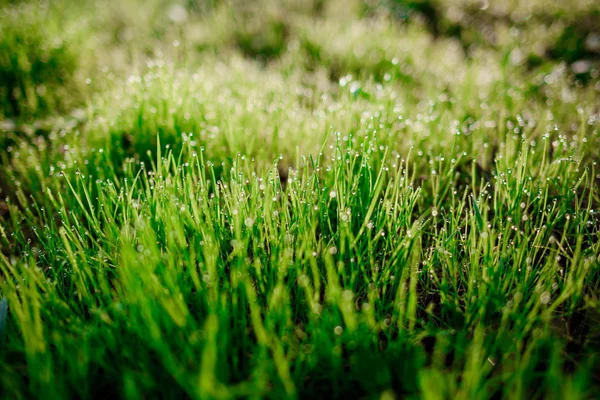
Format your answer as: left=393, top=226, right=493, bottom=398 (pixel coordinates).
left=0, top=3, right=92, bottom=119
left=0, top=0, right=599, bottom=399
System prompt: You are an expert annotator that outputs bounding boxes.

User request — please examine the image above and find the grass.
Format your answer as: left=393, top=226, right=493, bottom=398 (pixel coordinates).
left=0, top=2, right=94, bottom=119
left=0, top=0, right=599, bottom=398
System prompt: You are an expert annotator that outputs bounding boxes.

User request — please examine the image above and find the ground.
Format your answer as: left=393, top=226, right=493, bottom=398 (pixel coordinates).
left=0, top=0, right=599, bottom=398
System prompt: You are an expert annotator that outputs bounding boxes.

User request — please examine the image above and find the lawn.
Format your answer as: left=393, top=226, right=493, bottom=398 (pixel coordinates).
left=0, top=0, right=599, bottom=398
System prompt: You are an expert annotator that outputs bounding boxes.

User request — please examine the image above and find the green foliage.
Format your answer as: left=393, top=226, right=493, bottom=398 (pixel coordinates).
left=0, top=0, right=599, bottom=399
left=0, top=4, right=88, bottom=119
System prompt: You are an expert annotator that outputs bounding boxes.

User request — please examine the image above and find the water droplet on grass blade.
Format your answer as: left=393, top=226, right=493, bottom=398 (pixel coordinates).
left=540, top=291, right=551, bottom=304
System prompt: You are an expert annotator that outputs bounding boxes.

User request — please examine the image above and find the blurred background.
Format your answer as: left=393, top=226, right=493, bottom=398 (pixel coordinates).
left=1, top=0, right=599, bottom=121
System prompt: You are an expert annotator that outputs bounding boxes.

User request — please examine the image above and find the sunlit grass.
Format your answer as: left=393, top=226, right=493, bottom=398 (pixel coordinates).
left=0, top=0, right=599, bottom=398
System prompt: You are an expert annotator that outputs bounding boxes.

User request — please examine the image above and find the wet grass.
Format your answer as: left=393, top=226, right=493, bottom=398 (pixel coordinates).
left=0, top=0, right=599, bottom=398
left=0, top=3, right=87, bottom=118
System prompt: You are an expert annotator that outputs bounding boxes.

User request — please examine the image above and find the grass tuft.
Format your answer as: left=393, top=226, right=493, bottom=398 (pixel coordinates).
left=0, top=0, right=599, bottom=398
